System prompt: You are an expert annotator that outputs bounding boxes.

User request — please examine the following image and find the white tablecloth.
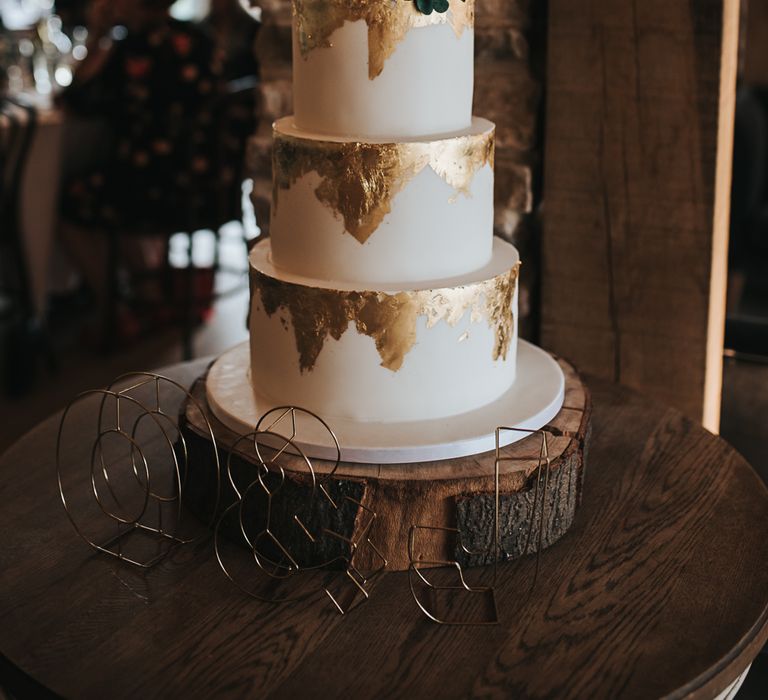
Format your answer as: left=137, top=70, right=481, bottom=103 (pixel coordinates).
left=18, top=104, right=65, bottom=320
left=4, top=93, right=111, bottom=320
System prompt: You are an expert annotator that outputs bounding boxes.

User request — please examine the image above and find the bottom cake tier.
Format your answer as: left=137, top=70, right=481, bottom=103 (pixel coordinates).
left=248, top=238, right=521, bottom=423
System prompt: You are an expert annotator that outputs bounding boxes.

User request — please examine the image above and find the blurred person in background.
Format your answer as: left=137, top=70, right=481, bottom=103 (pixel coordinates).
left=199, top=0, right=260, bottom=235
left=57, top=0, right=222, bottom=338
left=201, top=0, right=260, bottom=82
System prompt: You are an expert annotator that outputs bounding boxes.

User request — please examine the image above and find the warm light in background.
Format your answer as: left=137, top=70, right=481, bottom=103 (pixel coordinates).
left=238, top=0, right=262, bottom=20
left=1, top=0, right=262, bottom=30
left=169, top=0, right=210, bottom=21
left=0, top=0, right=53, bottom=30
left=170, top=0, right=261, bottom=21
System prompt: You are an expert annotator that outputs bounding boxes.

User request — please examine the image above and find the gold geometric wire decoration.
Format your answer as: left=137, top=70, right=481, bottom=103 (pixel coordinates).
left=214, top=406, right=387, bottom=614
left=56, top=373, right=221, bottom=569
left=407, top=425, right=575, bottom=625
left=408, top=523, right=500, bottom=626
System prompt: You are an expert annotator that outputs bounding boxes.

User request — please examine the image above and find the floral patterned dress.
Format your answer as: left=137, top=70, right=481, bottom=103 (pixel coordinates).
left=61, top=19, right=237, bottom=231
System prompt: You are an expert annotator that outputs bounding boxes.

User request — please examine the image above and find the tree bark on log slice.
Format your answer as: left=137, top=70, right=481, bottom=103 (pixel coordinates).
left=180, top=357, right=591, bottom=572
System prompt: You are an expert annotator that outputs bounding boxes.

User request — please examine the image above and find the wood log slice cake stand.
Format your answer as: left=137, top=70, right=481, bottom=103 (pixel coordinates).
left=181, top=357, right=591, bottom=572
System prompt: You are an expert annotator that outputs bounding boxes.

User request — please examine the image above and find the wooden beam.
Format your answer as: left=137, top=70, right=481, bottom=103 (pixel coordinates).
left=742, top=0, right=768, bottom=86
left=541, top=0, right=740, bottom=430
left=705, top=0, right=739, bottom=431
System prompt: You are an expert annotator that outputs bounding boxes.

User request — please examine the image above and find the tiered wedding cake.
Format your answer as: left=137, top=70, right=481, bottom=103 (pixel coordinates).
left=246, top=0, right=522, bottom=425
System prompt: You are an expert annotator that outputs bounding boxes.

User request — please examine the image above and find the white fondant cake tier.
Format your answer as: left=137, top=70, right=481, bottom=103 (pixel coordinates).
left=292, top=3, right=474, bottom=138
left=270, top=117, right=495, bottom=284
left=248, top=238, right=520, bottom=424
left=207, top=340, right=565, bottom=464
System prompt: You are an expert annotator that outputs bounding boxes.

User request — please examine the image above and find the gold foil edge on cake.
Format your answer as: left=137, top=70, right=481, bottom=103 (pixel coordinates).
left=293, top=0, right=475, bottom=79
left=251, top=262, right=519, bottom=373
left=273, top=126, right=495, bottom=244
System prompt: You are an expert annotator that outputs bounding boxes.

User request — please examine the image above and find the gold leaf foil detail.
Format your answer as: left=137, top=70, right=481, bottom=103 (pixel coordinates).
left=252, top=262, right=519, bottom=373
left=273, top=123, right=495, bottom=244
left=293, top=0, right=475, bottom=80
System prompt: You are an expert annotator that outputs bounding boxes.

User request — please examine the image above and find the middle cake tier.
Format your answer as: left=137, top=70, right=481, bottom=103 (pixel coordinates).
left=270, top=117, right=496, bottom=285
left=249, top=237, right=520, bottom=424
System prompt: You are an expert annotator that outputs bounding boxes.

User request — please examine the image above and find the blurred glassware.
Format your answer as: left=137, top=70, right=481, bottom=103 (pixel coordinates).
left=3, top=30, right=36, bottom=95
left=170, top=0, right=209, bottom=22
left=1, top=0, right=52, bottom=31
left=71, top=25, right=88, bottom=61
left=2, top=0, right=89, bottom=101
left=238, top=0, right=261, bottom=21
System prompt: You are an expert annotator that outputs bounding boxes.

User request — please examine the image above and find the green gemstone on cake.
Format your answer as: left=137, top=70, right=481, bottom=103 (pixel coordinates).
left=416, top=0, right=451, bottom=15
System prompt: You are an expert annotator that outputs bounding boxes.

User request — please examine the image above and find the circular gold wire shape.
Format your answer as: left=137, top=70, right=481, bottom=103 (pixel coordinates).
left=93, top=390, right=185, bottom=544
left=238, top=430, right=338, bottom=574
left=129, top=410, right=185, bottom=503
left=89, top=427, right=152, bottom=526
left=57, top=373, right=222, bottom=565
left=215, top=428, right=350, bottom=603
left=224, top=431, right=296, bottom=500
left=224, top=429, right=318, bottom=511
left=92, top=391, right=149, bottom=517
left=225, top=431, right=294, bottom=580
left=255, top=406, right=342, bottom=479
left=253, top=434, right=290, bottom=497
left=57, top=389, right=154, bottom=560
left=59, top=389, right=184, bottom=556
left=126, top=400, right=185, bottom=541
left=239, top=476, right=298, bottom=581
left=213, top=498, right=325, bottom=605
left=104, top=372, right=222, bottom=542
left=248, top=429, right=351, bottom=573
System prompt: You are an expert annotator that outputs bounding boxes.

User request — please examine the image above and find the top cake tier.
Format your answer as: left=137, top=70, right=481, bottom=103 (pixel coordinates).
left=292, top=0, right=475, bottom=139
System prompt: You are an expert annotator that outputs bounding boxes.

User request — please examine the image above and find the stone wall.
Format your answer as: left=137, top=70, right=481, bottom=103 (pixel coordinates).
left=475, top=0, right=544, bottom=338
left=248, top=0, right=543, bottom=337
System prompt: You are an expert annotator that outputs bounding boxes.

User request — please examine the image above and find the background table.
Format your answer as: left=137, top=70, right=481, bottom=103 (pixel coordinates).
left=4, top=92, right=112, bottom=320
left=1, top=358, right=767, bottom=699
left=1, top=95, right=64, bottom=321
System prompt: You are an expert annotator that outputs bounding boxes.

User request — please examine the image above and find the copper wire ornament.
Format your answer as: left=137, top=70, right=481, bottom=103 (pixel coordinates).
left=214, top=406, right=387, bottom=614
left=56, top=373, right=221, bottom=569
left=407, top=424, right=577, bottom=625
left=55, top=370, right=580, bottom=623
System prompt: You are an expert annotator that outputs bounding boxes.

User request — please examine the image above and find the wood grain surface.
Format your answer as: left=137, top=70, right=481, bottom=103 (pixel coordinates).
left=1, top=359, right=767, bottom=699
left=181, top=357, right=591, bottom=571
left=541, top=0, right=739, bottom=431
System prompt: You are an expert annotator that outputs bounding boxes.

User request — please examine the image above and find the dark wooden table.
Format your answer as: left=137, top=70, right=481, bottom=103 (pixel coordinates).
left=1, top=358, right=767, bottom=699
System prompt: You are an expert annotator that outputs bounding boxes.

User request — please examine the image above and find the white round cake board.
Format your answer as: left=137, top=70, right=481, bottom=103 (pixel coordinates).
left=205, top=340, right=565, bottom=465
